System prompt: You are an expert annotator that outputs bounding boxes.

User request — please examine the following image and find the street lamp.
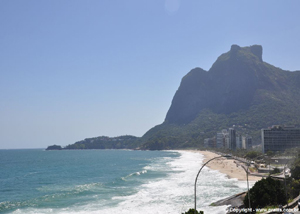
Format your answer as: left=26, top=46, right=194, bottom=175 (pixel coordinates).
left=283, top=158, right=293, bottom=205
left=241, top=154, right=268, bottom=209
left=241, top=154, right=270, bottom=209
left=240, top=162, right=251, bottom=209
left=194, top=154, right=231, bottom=214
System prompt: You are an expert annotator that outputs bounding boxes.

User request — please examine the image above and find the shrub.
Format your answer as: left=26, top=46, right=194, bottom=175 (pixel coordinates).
left=243, top=177, right=286, bottom=209
left=271, top=167, right=280, bottom=174
left=182, top=208, right=204, bottom=214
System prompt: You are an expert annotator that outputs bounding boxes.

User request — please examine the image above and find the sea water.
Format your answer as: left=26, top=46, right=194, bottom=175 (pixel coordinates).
left=0, top=149, right=252, bottom=214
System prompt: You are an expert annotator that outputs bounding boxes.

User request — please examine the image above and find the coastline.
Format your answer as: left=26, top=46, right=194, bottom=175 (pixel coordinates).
left=187, top=150, right=262, bottom=182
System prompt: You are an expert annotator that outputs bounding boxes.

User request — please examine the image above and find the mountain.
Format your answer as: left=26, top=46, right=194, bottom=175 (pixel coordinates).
left=140, top=45, right=300, bottom=150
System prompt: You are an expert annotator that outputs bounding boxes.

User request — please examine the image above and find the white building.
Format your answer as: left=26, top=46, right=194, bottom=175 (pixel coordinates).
left=242, top=135, right=252, bottom=150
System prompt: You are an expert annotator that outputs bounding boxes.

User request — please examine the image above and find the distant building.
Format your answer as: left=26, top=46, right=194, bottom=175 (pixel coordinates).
left=236, top=134, right=242, bottom=149
left=225, top=134, right=230, bottom=149
left=242, top=135, right=252, bottom=150
left=261, top=125, right=300, bottom=153
left=204, top=137, right=216, bottom=148
left=204, top=138, right=210, bottom=148
left=247, top=136, right=252, bottom=150
left=221, top=129, right=229, bottom=149
left=216, top=132, right=224, bottom=148
left=216, top=130, right=228, bottom=148
left=229, top=128, right=236, bottom=150
left=210, top=128, right=252, bottom=151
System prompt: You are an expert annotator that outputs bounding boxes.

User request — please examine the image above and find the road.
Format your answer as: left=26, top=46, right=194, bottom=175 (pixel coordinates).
left=283, top=205, right=300, bottom=214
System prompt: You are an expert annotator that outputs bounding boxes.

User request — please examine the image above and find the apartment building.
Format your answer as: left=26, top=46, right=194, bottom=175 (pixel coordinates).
left=261, top=125, right=300, bottom=153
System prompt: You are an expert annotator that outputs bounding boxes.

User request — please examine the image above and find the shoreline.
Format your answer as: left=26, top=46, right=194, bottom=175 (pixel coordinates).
left=186, top=150, right=262, bottom=182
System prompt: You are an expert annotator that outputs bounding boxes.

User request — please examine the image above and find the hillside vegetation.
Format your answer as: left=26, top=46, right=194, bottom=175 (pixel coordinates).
left=46, top=135, right=140, bottom=150
left=140, top=45, right=300, bottom=150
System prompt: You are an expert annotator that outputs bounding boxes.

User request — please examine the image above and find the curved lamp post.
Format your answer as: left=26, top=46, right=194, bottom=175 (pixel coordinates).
left=240, top=162, right=251, bottom=209
left=283, top=158, right=293, bottom=205
left=242, top=154, right=270, bottom=209
left=240, top=154, right=267, bottom=209
left=194, top=154, right=231, bottom=214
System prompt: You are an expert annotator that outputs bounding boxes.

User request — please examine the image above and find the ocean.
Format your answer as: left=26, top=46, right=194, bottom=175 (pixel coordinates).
left=0, top=149, right=252, bottom=214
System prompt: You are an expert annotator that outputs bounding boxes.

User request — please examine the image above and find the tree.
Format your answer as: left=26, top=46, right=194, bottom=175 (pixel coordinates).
left=291, top=158, right=300, bottom=180
left=46, top=145, right=62, bottom=150
left=266, top=151, right=274, bottom=157
left=288, top=154, right=300, bottom=199
left=288, top=178, right=300, bottom=199
left=244, top=177, right=286, bottom=209
left=271, top=167, right=280, bottom=175
left=182, top=209, right=203, bottom=214
left=244, top=151, right=262, bottom=159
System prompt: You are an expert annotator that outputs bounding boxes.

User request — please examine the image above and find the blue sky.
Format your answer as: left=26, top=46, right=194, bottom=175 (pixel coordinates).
left=1, top=0, right=300, bottom=149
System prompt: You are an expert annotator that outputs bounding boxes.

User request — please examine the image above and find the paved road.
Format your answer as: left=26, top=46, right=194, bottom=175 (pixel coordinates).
left=291, top=207, right=300, bottom=214
left=283, top=205, right=300, bottom=214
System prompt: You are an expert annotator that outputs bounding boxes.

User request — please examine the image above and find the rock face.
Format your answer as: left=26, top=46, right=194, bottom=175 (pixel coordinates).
left=139, top=44, right=300, bottom=150
left=165, top=44, right=300, bottom=125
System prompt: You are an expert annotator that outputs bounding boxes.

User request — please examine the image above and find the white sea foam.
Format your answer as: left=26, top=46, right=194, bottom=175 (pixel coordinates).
left=121, top=169, right=148, bottom=181
left=96, top=150, right=244, bottom=214
left=11, top=151, right=250, bottom=214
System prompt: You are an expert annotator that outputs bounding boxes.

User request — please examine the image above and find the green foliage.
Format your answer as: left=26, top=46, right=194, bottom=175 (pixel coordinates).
left=141, top=109, right=236, bottom=150
left=46, top=145, right=62, bottom=150
left=141, top=88, right=300, bottom=150
left=291, top=156, right=300, bottom=180
left=182, top=209, right=203, bottom=214
left=285, top=154, right=300, bottom=200
left=244, top=151, right=263, bottom=159
left=64, top=135, right=140, bottom=150
left=288, top=178, right=300, bottom=199
left=244, top=177, right=286, bottom=209
left=270, top=167, right=280, bottom=175
left=266, top=151, right=274, bottom=157
left=283, top=147, right=300, bottom=157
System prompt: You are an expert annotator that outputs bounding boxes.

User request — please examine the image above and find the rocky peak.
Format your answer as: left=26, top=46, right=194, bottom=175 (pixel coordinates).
left=228, top=44, right=263, bottom=61
left=164, top=44, right=286, bottom=124
left=250, top=45, right=263, bottom=61
left=230, top=44, right=241, bottom=52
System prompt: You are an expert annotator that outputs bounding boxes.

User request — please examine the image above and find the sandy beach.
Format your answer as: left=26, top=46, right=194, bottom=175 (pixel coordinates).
left=190, top=150, right=262, bottom=181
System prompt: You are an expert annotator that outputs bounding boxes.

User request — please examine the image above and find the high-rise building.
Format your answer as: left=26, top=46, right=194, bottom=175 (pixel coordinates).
left=212, top=128, right=252, bottom=151
left=242, top=135, right=252, bottom=150
left=216, top=129, right=228, bottom=148
left=261, top=125, right=300, bottom=153
left=216, top=132, right=224, bottom=148
left=229, top=128, right=236, bottom=150
left=236, top=134, right=242, bottom=149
